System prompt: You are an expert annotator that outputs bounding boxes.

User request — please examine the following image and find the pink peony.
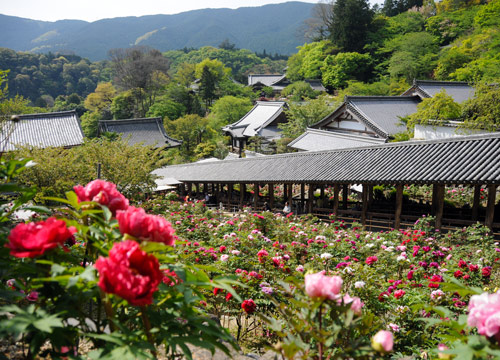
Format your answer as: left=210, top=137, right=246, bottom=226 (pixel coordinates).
left=116, top=206, right=175, bottom=246
left=6, top=218, right=77, bottom=258
left=95, top=240, right=162, bottom=306
left=342, top=294, right=363, bottom=315
left=365, top=256, right=378, bottom=265
left=304, top=272, right=342, bottom=300
left=371, top=330, right=394, bottom=353
left=467, top=292, right=500, bottom=339
left=74, top=180, right=129, bottom=215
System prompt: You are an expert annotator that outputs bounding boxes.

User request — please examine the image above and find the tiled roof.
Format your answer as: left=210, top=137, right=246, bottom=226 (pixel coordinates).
left=153, top=133, right=500, bottom=185
left=1, top=110, right=84, bottom=151
left=248, top=74, right=285, bottom=87
left=288, top=128, right=386, bottom=151
left=222, top=101, right=286, bottom=138
left=402, top=80, right=475, bottom=103
left=99, top=118, right=181, bottom=148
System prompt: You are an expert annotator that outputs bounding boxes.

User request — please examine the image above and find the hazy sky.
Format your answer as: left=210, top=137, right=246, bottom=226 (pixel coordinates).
left=0, top=0, right=320, bottom=22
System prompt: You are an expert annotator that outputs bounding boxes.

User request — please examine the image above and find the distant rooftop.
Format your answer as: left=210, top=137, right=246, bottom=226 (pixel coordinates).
left=0, top=110, right=84, bottom=151
left=223, top=101, right=287, bottom=139
left=248, top=74, right=285, bottom=87
left=99, top=118, right=181, bottom=148
left=288, top=128, right=386, bottom=152
left=402, top=79, right=475, bottom=103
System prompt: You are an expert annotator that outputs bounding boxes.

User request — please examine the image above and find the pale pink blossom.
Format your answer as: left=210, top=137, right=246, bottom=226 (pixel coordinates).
left=468, top=292, right=500, bottom=338
left=304, top=272, right=342, bottom=300
left=371, top=330, right=393, bottom=353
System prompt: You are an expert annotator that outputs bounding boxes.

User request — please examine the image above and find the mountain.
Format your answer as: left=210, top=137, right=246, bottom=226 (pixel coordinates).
left=0, top=2, right=314, bottom=61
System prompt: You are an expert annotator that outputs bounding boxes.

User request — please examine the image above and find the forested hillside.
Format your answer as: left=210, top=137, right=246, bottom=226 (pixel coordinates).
left=0, top=2, right=315, bottom=61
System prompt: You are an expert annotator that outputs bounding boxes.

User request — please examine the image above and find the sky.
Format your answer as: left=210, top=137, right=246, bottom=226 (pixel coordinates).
left=0, top=0, right=320, bottom=22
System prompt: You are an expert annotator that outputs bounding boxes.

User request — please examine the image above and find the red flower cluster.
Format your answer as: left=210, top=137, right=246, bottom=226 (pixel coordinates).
left=365, top=256, right=378, bottom=265
left=95, top=240, right=162, bottom=306
left=6, top=218, right=77, bottom=258
left=116, top=206, right=175, bottom=246
left=74, top=180, right=129, bottom=215
left=242, top=299, right=257, bottom=314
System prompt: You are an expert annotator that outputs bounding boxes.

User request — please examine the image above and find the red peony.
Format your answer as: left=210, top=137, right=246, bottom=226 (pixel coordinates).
left=74, top=180, right=129, bottom=215
left=242, top=299, right=257, bottom=314
left=6, top=217, right=77, bottom=258
left=482, top=267, right=491, bottom=278
left=95, top=240, right=162, bottom=306
left=365, top=256, right=378, bottom=265
left=116, top=206, right=175, bottom=246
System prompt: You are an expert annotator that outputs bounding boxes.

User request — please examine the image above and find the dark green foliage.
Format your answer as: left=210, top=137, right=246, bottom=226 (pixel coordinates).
left=383, top=0, right=424, bottom=16
left=329, top=0, right=374, bottom=52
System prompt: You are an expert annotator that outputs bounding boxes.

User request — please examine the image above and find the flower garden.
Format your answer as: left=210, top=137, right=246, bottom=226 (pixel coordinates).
left=1, top=158, right=500, bottom=359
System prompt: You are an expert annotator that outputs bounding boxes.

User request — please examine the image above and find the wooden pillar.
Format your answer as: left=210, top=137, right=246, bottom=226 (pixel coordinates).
left=253, top=183, right=259, bottom=209
left=287, top=183, right=293, bottom=207
left=227, top=184, right=233, bottom=209
left=472, top=185, right=481, bottom=221
left=433, top=184, right=445, bottom=230
left=283, top=184, right=288, bottom=203
left=307, top=184, right=314, bottom=213
left=485, top=184, right=497, bottom=230
left=301, top=183, right=305, bottom=214
left=180, top=182, right=186, bottom=197
left=394, top=184, right=403, bottom=230
left=269, top=183, right=274, bottom=210
left=361, top=184, right=368, bottom=226
left=333, top=184, right=340, bottom=219
left=195, top=183, right=200, bottom=197
left=342, top=184, right=348, bottom=210
left=214, top=183, right=219, bottom=203
left=368, top=185, right=374, bottom=206
left=187, top=182, right=193, bottom=197
left=240, top=183, right=245, bottom=207
left=320, top=185, right=325, bottom=200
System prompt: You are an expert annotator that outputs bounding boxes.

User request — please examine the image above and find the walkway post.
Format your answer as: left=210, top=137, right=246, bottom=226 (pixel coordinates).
left=333, top=184, right=340, bottom=219
left=361, top=184, right=368, bottom=227
left=240, top=183, right=245, bottom=208
left=434, top=184, right=445, bottom=230
left=485, top=184, right=497, bottom=230
left=287, top=183, right=293, bottom=208
left=254, top=183, right=259, bottom=209
left=342, top=185, right=348, bottom=210
left=227, top=184, right=233, bottom=210
left=395, top=184, right=403, bottom=230
left=307, top=184, right=314, bottom=213
left=472, top=185, right=481, bottom=221
left=269, top=183, right=274, bottom=210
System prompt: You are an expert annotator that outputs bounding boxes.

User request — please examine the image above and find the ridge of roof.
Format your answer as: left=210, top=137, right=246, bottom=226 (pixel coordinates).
left=345, top=103, right=389, bottom=138
left=225, top=101, right=286, bottom=129
left=302, top=128, right=387, bottom=141
left=99, top=117, right=162, bottom=124
left=162, top=132, right=500, bottom=170
left=17, top=110, right=78, bottom=119
left=414, top=79, right=472, bottom=86
left=345, top=95, right=421, bottom=102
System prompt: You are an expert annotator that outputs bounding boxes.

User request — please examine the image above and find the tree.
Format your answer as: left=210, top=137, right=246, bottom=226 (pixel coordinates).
left=461, top=83, right=500, bottom=131
left=406, top=90, right=462, bottom=128
left=84, top=82, right=116, bottom=113
left=281, top=82, right=320, bottom=101
left=199, top=66, right=216, bottom=110
left=383, top=0, right=424, bottom=16
left=329, top=0, right=374, bottom=52
left=322, top=52, right=372, bottom=89
left=166, top=114, right=209, bottom=153
left=109, top=47, right=170, bottom=117
left=209, top=96, right=252, bottom=128
left=279, top=95, right=334, bottom=139
left=286, top=41, right=337, bottom=81
left=195, top=59, right=231, bottom=110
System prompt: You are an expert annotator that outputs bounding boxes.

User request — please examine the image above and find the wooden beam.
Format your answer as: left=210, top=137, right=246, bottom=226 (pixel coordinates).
left=433, top=184, right=445, bottom=230
left=240, top=183, right=245, bottom=207
left=361, top=184, right=368, bottom=226
left=254, top=183, right=259, bottom=209
left=472, top=185, right=481, bottom=221
left=307, top=184, right=314, bottom=213
left=485, top=184, right=497, bottom=230
left=394, top=184, right=403, bottom=230
left=342, top=184, right=348, bottom=210
left=269, top=183, right=274, bottom=210
left=227, top=184, right=233, bottom=210
left=333, top=184, right=340, bottom=219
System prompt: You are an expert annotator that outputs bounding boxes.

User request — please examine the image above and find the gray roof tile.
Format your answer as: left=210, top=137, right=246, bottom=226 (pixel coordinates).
left=99, top=118, right=181, bottom=148
left=1, top=110, right=84, bottom=151
left=153, top=133, right=500, bottom=185
left=288, top=128, right=386, bottom=151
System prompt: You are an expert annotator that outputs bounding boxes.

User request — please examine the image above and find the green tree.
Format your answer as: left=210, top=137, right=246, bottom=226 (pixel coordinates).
left=279, top=95, right=334, bottom=139
left=406, top=90, right=462, bottom=128
left=321, top=52, right=372, bottom=89
left=84, top=82, right=116, bottom=113
left=166, top=114, right=209, bottom=153
left=461, top=83, right=500, bottom=131
left=80, top=110, right=102, bottom=138
left=329, top=0, right=374, bottom=52
left=147, top=97, right=186, bottom=121
left=110, top=90, right=136, bottom=119
left=281, top=81, right=320, bottom=101
left=209, top=96, right=252, bottom=128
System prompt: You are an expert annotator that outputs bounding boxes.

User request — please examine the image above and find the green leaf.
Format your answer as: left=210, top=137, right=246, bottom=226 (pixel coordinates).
left=32, top=314, right=63, bottom=333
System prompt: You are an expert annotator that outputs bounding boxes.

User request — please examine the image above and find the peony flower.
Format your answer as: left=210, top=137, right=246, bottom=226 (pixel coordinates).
left=371, top=330, right=394, bottom=353
left=321, top=253, right=333, bottom=260
left=220, top=254, right=229, bottom=262
left=231, top=250, right=240, bottom=255
left=467, top=292, right=500, bottom=338
left=74, top=180, right=129, bottom=215
left=95, top=240, right=162, bottom=306
left=342, top=294, right=363, bottom=315
left=437, top=344, right=452, bottom=359
left=388, top=323, right=400, bottom=332
left=305, top=272, right=342, bottom=300
left=354, top=281, right=366, bottom=288
left=394, top=290, right=405, bottom=299
left=296, top=265, right=304, bottom=272
left=6, top=217, right=77, bottom=258
left=365, top=256, right=378, bottom=265
left=26, top=291, right=39, bottom=302
left=242, top=299, right=257, bottom=314
left=116, top=206, right=175, bottom=246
